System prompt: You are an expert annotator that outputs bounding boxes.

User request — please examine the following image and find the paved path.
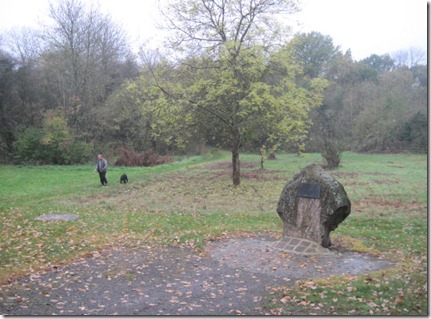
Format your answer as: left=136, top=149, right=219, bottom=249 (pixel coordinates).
left=0, top=234, right=393, bottom=315
left=272, top=236, right=333, bottom=255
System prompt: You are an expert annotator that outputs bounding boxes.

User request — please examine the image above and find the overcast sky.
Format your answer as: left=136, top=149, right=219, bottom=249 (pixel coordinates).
left=0, top=0, right=427, bottom=61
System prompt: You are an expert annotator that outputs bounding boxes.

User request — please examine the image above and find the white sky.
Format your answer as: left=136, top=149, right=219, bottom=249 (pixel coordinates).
left=0, top=0, right=427, bottom=61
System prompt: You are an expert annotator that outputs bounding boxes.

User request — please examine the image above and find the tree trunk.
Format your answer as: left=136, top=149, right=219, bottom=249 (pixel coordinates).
left=232, top=127, right=241, bottom=186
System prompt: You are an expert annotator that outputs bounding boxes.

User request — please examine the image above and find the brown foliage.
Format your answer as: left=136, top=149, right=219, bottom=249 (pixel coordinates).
left=114, top=147, right=171, bottom=167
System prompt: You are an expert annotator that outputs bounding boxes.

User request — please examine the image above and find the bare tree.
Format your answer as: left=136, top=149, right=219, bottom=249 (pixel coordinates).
left=4, top=27, right=43, bottom=66
left=392, top=47, right=426, bottom=68
left=40, top=0, right=131, bottom=136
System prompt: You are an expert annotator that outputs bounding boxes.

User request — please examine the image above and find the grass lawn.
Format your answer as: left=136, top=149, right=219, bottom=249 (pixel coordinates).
left=0, top=151, right=427, bottom=315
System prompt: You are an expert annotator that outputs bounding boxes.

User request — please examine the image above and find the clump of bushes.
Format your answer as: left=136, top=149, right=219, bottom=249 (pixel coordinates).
left=13, top=128, right=94, bottom=164
left=13, top=113, right=94, bottom=164
left=114, top=147, right=171, bottom=167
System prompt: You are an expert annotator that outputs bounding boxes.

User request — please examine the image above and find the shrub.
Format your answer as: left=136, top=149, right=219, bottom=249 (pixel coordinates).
left=398, top=112, right=427, bottom=152
left=13, top=128, right=50, bottom=164
left=13, top=127, right=94, bottom=164
left=63, top=141, right=94, bottom=164
left=114, top=147, right=171, bottom=167
left=321, top=140, right=342, bottom=169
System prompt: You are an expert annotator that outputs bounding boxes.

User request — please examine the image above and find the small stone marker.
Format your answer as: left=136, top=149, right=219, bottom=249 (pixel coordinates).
left=36, top=214, right=78, bottom=221
left=277, top=163, right=351, bottom=248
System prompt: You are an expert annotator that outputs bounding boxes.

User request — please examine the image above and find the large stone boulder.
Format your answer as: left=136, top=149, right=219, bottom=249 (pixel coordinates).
left=277, top=163, right=351, bottom=248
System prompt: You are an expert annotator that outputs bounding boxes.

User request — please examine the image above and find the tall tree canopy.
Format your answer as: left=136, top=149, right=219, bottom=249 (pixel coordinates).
left=289, top=31, right=341, bottom=79
left=148, top=0, right=326, bottom=185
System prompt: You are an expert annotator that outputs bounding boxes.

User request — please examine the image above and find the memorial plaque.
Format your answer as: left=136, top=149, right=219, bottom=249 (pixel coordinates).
left=297, top=183, right=321, bottom=199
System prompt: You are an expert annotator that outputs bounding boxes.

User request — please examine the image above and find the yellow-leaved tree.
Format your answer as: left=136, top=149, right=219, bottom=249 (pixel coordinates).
left=143, top=0, right=328, bottom=185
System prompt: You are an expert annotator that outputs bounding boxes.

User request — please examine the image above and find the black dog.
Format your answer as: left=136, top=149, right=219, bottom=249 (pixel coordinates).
left=120, top=173, right=128, bottom=184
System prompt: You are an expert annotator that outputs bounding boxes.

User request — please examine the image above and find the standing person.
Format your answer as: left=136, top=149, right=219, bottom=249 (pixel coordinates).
left=95, top=154, right=108, bottom=186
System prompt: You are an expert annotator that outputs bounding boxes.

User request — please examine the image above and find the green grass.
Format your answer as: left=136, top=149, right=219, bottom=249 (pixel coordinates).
left=0, top=151, right=427, bottom=315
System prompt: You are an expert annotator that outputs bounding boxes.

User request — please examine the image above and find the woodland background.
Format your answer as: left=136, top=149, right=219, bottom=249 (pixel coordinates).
left=0, top=0, right=427, bottom=168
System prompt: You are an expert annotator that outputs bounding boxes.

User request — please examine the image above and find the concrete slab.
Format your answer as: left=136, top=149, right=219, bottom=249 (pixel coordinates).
left=36, top=214, right=78, bottom=221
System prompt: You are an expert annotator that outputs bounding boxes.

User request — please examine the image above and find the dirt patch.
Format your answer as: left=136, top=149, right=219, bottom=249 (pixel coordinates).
left=0, top=234, right=393, bottom=316
left=353, top=200, right=427, bottom=213
left=332, top=172, right=361, bottom=178
left=332, top=171, right=395, bottom=179
left=203, top=161, right=258, bottom=170
left=373, top=179, right=399, bottom=184
left=210, top=170, right=286, bottom=181
left=242, top=169, right=287, bottom=181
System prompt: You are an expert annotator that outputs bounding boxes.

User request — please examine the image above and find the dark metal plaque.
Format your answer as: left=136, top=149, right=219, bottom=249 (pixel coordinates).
left=297, top=183, right=321, bottom=199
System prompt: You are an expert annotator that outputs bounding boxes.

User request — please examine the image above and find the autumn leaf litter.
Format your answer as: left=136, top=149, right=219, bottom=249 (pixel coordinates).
left=0, top=233, right=393, bottom=315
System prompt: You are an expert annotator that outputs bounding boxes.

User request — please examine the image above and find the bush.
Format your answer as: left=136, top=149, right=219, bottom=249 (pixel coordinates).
left=114, top=147, right=171, bottom=167
left=320, top=140, right=342, bottom=169
left=13, top=127, right=94, bottom=164
left=13, top=128, right=50, bottom=164
left=398, top=112, right=427, bottom=152
left=63, top=141, right=94, bottom=164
